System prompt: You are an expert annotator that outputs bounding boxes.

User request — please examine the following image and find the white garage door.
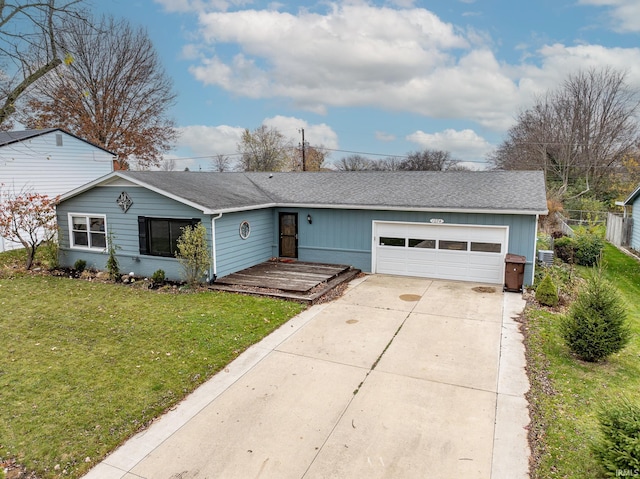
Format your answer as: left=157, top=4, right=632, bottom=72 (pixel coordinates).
left=373, top=221, right=508, bottom=284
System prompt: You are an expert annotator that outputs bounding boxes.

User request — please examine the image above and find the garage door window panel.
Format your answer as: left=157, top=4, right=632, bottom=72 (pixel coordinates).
left=470, top=242, right=502, bottom=253
left=380, top=237, right=406, bottom=247
left=409, top=238, right=436, bottom=248
left=439, top=240, right=468, bottom=251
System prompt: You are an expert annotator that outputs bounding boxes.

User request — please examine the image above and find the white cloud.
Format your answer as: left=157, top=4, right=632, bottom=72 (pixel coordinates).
left=578, top=0, right=640, bottom=32
left=406, top=128, right=494, bottom=162
left=154, top=0, right=252, bottom=13
left=181, top=2, right=640, bottom=134
left=175, top=118, right=338, bottom=161
left=513, top=43, right=640, bottom=107
left=376, top=131, right=396, bottom=142
left=177, top=124, right=244, bottom=157
left=262, top=116, right=339, bottom=149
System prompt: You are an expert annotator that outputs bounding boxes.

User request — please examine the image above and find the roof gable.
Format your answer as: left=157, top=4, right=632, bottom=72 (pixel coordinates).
left=0, top=128, right=116, bottom=156
left=624, top=184, right=640, bottom=206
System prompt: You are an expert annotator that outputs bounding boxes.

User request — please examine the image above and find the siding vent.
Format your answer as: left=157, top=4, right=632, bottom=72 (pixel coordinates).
left=56, top=133, right=63, bottom=146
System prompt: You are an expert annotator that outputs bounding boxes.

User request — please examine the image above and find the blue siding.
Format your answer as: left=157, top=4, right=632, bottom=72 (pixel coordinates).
left=58, top=184, right=538, bottom=285
left=57, top=186, right=210, bottom=281
left=632, top=198, right=640, bottom=251
left=275, top=208, right=538, bottom=285
left=214, top=210, right=274, bottom=278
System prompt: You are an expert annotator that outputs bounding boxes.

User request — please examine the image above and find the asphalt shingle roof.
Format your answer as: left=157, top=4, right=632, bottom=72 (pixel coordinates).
left=118, top=170, right=547, bottom=214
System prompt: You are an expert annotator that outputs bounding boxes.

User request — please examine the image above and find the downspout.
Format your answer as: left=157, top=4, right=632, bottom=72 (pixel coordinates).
left=210, top=213, right=222, bottom=283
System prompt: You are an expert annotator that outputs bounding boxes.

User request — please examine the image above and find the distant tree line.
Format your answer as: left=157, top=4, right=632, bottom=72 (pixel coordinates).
left=222, top=124, right=469, bottom=173
left=335, top=149, right=469, bottom=171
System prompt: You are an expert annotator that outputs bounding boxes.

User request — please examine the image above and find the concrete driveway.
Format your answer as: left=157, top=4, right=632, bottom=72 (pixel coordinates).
left=84, top=275, right=530, bottom=479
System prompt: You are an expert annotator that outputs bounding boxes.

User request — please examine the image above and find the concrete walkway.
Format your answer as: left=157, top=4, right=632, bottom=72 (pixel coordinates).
left=84, top=275, right=530, bottom=479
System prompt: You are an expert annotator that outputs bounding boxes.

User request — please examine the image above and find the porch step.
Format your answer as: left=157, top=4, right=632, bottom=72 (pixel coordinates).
left=209, top=266, right=361, bottom=304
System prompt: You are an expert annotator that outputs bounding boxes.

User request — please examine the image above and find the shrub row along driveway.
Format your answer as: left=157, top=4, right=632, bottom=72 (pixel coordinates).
left=86, top=275, right=530, bottom=479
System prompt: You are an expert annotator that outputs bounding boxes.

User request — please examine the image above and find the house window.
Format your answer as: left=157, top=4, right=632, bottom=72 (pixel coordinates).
left=138, top=216, right=200, bottom=257
left=70, top=214, right=107, bottom=249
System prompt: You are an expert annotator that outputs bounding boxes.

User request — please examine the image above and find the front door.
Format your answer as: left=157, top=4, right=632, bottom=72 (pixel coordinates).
left=279, top=213, right=298, bottom=258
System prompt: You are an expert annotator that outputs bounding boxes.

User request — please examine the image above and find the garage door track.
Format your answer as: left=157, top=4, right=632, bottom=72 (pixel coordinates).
left=84, top=275, right=530, bottom=479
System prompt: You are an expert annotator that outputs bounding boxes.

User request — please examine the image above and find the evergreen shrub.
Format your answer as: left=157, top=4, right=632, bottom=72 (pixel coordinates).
left=593, top=399, right=640, bottom=477
left=561, top=269, right=630, bottom=362
left=535, top=274, right=559, bottom=307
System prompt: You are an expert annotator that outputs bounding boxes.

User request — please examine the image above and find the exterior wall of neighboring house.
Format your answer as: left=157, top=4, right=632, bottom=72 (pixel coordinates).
left=630, top=197, right=640, bottom=251
left=0, top=130, right=114, bottom=252
left=273, top=207, right=539, bottom=285
left=57, top=185, right=210, bottom=281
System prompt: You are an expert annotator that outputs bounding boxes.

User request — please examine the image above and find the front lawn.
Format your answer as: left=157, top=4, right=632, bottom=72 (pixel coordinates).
left=0, top=263, right=304, bottom=478
left=526, top=243, right=640, bottom=478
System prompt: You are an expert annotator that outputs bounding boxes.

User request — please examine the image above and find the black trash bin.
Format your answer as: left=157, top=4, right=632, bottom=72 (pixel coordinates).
left=504, top=254, right=526, bottom=292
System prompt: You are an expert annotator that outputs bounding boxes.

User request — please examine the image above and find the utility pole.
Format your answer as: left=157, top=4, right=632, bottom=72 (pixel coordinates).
left=300, top=128, right=306, bottom=171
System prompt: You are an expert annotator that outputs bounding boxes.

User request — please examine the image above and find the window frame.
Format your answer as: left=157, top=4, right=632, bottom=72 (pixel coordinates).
left=138, top=216, right=201, bottom=258
left=68, top=213, right=107, bottom=251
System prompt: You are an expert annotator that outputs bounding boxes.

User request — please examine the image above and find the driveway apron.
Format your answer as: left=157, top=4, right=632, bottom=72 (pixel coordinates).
left=84, top=275, right=530, bottom=479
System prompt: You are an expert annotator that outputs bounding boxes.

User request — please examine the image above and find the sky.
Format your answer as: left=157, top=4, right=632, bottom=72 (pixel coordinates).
left=93, top=0, right=640, bottom=171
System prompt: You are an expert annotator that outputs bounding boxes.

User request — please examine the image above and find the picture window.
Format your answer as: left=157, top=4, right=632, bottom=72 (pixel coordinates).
left=138, top=217, right=200, bottom=257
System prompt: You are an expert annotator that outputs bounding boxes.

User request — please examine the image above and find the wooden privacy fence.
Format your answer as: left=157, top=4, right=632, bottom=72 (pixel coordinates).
left=606, top=212, right=633, bottom=247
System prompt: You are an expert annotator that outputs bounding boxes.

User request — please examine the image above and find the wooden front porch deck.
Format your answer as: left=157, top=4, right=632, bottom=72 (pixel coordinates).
left=208, top=261, right=361, bottom=304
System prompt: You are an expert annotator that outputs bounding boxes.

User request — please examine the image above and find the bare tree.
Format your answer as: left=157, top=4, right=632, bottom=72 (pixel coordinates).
left=210, top=153, right=232, bottom=172
left=18, top=14, right=177, bottom=169
left=0, top=0, right=88, bottom=126
left=336, top=154, right=374, bottom=171
left=159, top=158, right=176, bottom=171
left=374, top=157, right=404, bottom=171
left=490, top=67, right=640, bottom=196
left=237, top=125, right=292, bottom=172
left=400, top=149, right=453, bottom=171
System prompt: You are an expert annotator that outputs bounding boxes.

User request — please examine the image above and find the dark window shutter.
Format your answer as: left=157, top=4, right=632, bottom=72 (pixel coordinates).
left=138, top=216, right=148, bottom=255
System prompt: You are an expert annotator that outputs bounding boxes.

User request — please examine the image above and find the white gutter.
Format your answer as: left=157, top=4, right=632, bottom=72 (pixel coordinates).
left=210, top=213, right=222, bottom=282
left=207, top=203, right=549, bottom=216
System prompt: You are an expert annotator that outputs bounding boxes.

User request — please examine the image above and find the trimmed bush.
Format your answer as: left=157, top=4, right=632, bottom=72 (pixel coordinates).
left=151, top=269, right=166, bottom=285
left=554, top=235, right=575, bottom=264
left=73, top=259, right=87, bottom=273
left=593, top=399, right=640, bottom=477
left=561, top=269, right=630, bottom=362
left=535, top=274, right=559, bottom=307
left=574, top=231, right=604, bottom=266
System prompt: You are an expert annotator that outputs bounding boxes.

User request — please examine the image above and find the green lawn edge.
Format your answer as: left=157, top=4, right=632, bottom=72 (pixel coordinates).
left=525, top=243, right=640, bottom=478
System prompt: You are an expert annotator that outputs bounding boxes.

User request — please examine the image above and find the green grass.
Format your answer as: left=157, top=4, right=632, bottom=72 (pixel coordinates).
left=0, top=261, right=305, bottom=478
left=527, top=243, right=640, bottom=478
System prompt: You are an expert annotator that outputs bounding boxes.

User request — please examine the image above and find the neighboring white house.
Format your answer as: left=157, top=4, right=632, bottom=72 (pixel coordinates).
left=0, top=128, right=116, bottom=252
